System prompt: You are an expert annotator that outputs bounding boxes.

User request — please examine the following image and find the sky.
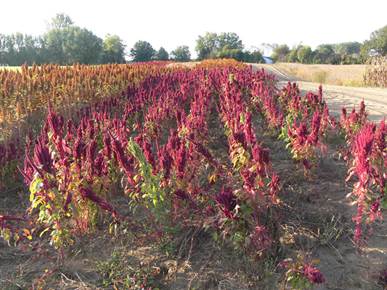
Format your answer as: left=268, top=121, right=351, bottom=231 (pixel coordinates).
left=0, top=0, right=386, bottom=57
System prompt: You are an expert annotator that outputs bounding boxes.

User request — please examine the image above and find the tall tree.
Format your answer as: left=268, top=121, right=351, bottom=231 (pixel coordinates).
left=217, top=32, right=243, bottom=50
left=364, top=25, right=387, bottom=56
left=287, top=47, right=299, bottom=62
left=244, top=50, right=264, bottom=63
left=297, top=46, right=313, bottom=63
left=49, top=13, right=74, bottom=30
left=0, top=33, right=44, bottom=65
left=102, top=34, right=126, bottom=63
left=195, top=32, right=243, bottom=60
left=313, top=44, right=339, bottom=64
left=64, top=27, right=103, bottom=64
left=333, top=42, right=361, bottom=64
left=155, top=47, right=169, bottom=60
left=171, top=45, right=191, bottom=62
left=271, top=44, right=290, bottom=62
left=130, top=41, right=155, bottom=62
left=195, top=32, right=218, bottom=60
left=44, top=26, right=103, bottom=64
left=334, top=42, right=361, bottom=55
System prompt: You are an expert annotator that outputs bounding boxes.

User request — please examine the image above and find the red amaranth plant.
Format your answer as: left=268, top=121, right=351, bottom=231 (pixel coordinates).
left=276, top=86, right=330, bottom=173
left=346, top=120, right=386, bottom=244
left=340, top=100, right=368, bottom=142
left=1, top=62, right=383, bottom=267
left=279, top=256, right=325, bottom=289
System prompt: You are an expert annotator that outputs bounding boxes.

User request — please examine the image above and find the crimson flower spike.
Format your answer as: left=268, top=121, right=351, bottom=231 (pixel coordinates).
left=158, top=147, right=172, bottom=179
left=215, top=187, right=237, bottom=219
left=102, top=133, right=112, bottom=159
left=108, top=131, right=133, bottom=177
left=33, top=138, right=53, bottom=174
left=47, top=106, right=63, bottom=138
left=79, top=187, right=118, bottom=218
left=374, top=119, right=386, bottom=151
left=318, top=85, right=323, bottom=103
left=302, top=263, right=325, bottom=284
left=22, top=153, right=43, bottom=181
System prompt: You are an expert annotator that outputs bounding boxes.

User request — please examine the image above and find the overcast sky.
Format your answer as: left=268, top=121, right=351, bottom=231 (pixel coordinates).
left=1, top=0, right=386, bottom=56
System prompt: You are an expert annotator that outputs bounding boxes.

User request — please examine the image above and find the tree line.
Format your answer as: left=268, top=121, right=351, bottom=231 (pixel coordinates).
left=0, top=14, right=125, bottom=65
left=131, top=32, right=265, bottom=63
left=0, top=14, right=264, bottom=65
left=0, top=14, right=385, bottom=65
left=270, top=25, right=387, bottom=64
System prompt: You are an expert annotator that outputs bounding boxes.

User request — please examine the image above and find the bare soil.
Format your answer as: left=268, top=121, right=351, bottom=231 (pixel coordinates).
left=1, top=127, right=386, bottom=290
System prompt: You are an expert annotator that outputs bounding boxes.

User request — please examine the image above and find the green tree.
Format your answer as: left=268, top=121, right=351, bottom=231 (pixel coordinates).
left=130, top=41, right=155, bottom=62
left=333, top=42, right=361, bottom=64
left=45, top=26, right=103, bottom=64
left=297, top=46, right=313, bottom=63
left=360, top=44, right=371, bottom=62
left=364, top=25, right=387, bottom=56
left=171, top=45, right=191, bottom=62
left=195, top=32, right=219, bottom=60
left=0, top=34, right=16, bottom=65
left=195, top=32, right=244, bottom=60
left=287, top=48, right=299, bottom=62
left=155, top=47, right=169, bottom=60
left=49, top=13, right=74, bottom=30
left=217, top=32, right=243, bottom=50
left=64, top=27, right=102, bottom=64
left=0, top=33, right=43, bottom=65
left=1, top=14, right=112, bottom=65
left=271, top=44, right=290, bottom=62
left=211, top=47, right=263, bottom=63
left=244, top=50, right=264, bottom=63
left=215, top=48, right=245, bottom=60
left=334, top=42, right=361, bottom=55
left=102, top=34, right=126, bottom=63
left=44, top=28, right=67, bottom=64
left=44, top=14, right=103, bottom=64
left=313, top=44, right=339, bottom=64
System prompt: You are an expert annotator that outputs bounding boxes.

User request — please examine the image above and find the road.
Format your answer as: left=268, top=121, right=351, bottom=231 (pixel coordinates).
left=250, top=64, right=387, bottom=122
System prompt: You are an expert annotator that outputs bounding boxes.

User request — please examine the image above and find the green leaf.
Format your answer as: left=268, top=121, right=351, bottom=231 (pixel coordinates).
left=29, top=177, right=43, bottom=199
left=381, top=197, right=387, bottom=209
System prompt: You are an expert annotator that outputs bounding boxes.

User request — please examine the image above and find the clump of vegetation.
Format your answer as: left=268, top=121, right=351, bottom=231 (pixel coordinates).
left=364, top=56, right=387, bottom=87
left=279, top=255, right=325, bottom=289
left=96, top=250, right=161, bottom=290
left=195, top=32, right=264, bottom=63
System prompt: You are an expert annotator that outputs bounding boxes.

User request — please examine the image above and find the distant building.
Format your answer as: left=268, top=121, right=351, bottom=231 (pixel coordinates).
left=262, top=56, right=274, bottom=64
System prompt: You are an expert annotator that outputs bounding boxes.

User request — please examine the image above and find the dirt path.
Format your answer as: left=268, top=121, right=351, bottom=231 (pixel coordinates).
left=296, top=82, right=387, bottom=122
left=250, top=64, right=387, bottom=122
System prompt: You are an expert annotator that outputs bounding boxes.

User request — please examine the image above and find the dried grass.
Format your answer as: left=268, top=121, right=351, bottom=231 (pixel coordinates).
left=274, top=63, right=367, bottom=86
left=364, top=56, right=387, bottom=87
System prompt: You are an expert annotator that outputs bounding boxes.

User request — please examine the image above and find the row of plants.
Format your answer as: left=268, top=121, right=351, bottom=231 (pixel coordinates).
left=0, top=60, right=385, bottom=288
left=0, top=60, right=243, bottom=192
left=243, top=72, right=386, bottom=245
left=0, top=62, right=171, bottom=190
left=339, top=103, right=386, bottom=244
